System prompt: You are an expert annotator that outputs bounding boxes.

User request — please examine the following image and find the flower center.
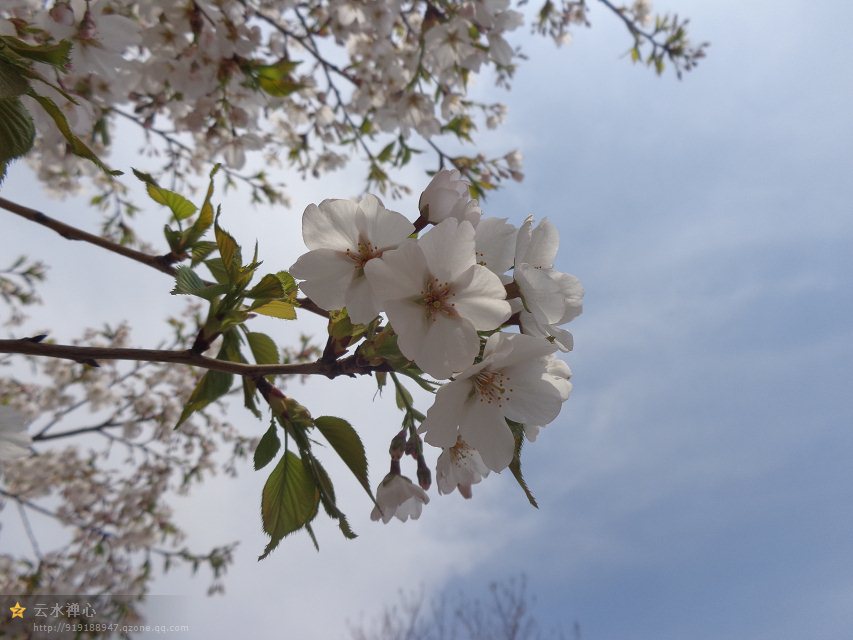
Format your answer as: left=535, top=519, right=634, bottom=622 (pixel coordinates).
left=473, top=370, right=513, bottom=408
left=344, top=238, right=381, bottom=271
left=420, top=276, right=457, bottom=321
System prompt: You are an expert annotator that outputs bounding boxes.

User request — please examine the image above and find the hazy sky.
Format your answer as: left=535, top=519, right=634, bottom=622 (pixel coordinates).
left=2, top=1, right=852, bottom=638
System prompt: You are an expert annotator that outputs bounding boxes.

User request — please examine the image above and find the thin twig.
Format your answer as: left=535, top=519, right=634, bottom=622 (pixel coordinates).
left=0, top=196, right=178, bottom=277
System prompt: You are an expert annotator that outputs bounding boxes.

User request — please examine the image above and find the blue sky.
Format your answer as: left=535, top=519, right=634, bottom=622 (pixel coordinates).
left=2, top=0, right=852, bottom=638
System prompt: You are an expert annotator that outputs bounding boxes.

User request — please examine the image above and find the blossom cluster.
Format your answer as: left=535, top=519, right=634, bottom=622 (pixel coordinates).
left=2, top=0, right=530, bottom=198
left=289, top=170, right=583, bottom=522
left=0, top=318, right=250, bottom=606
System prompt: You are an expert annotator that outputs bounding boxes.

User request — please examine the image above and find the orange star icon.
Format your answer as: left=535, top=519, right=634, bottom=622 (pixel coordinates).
left=10, top=601, right=26, bottom=619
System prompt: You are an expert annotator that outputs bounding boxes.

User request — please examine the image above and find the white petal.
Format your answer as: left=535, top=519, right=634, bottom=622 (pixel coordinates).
left=475, top=217, right=516, bottom=274
left=416, top=315, right=479, bottom=379
left=452, top=266, right=511, bottom=330
left=344, top=274, right=381, bottom=324
left=515, top=264, right=566, bottom=325
left=302, top=200, right=360, bottom=251
left=290, top=249, right=354, bottom=311
left=422, top=380, right=473, bottom=447
left=382, top=298, right=427, bottom=354
left=363, top=241, right=426, bottom=303
left=524, top=218, right=559, bottom=268
left=460, top=404, right=514, bottom=471
left=418, top=219, right=476, bottom=283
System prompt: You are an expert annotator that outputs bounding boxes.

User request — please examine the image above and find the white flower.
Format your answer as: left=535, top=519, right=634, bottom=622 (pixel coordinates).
left=290, top=195, right=414, bottom=324
left=436, top=437, right=490, bottom=498
left=420, top=332, right=570, bottom=471
left=364, top=218, right=511, bottom=379
left=474, top=216, right=516, bottom=276
left=512, top=216, right=584, bottom=351
left=520, top=356, right=572, bottom=442
left=0, top=406, right=31, bottom=461
left=418, top=170, right=481, bottom=226
left=370, top=473, right=429, bottom=523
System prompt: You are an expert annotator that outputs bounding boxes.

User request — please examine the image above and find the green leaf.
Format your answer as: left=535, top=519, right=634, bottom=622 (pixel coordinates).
left=247, top=331, right=280, bottom=365
left=259, top=451, right=320, bottom=559
left=507, top=421, right=538, bottom=508
left=1, top=37, right=71, bottom=68
left=27, top=90, right=120, bottom=175
left=205, top=257, right=230, bottom=284
left=214, top=219, right=241, bottom=280
left=254, top=421, right=281, bottom=471
left=0, top=97, right=35, bottom=165
left=276, top=271, right=297, bottom=295
left=313, top=416, right=373, bottom=500
left=0, top=60, right=29, bottom=98
left=175, top=369, right=233, bottom=428
left=310, top=454, right=357, bottom=540
left=184, top=165, right=219, bottom=246
left=247, top=273, right=285, bottom=300
left=255, top=59, right=304, bottom=97
left=171, top=265, right=205, bottom=296
left=191, top=241, right=218, bottom=266
left=252, top=300, right=296, bottom=320
left=242, top=376, right=262, bottom=418
left=147, top=183, right=197, bottom=221
left=170, top=265, right=228, bottom=299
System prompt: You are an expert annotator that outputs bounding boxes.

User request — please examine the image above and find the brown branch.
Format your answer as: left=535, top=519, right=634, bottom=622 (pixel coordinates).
left=0, top=336, right=391, bottom=379
left=0, top=196, right=178, bottom=277
left=1, top=196, right=331, bottom=319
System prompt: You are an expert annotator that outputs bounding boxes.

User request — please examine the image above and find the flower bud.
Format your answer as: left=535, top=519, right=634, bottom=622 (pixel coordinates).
left=416, top=454, right=432, bottom=491
left=389, top=429, right=407, bottom=460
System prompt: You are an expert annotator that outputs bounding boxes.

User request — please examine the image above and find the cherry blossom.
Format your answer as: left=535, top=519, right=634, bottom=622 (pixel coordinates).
left=420, top=332, right=571, bottom=471
left=364, top=218, right=511, bottom=379
left=370, top=472, right=430, bottom=523
left=511, top=216, right=584, bottom=351
left=290, top=195, right=414, bottom=324
left=418, top=170, right=482, bottom=226
left=436, top=438, right=490, bottom=499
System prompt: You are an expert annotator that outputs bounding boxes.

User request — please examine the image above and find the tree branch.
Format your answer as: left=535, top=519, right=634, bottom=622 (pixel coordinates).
left=0, top=336, right=392, bottom=378
left=0, top=196, right=179, bottom=277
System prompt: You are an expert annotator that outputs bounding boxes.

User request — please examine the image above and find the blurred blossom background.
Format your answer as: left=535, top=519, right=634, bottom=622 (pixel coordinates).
left=2, top=0, right=852, bottom=638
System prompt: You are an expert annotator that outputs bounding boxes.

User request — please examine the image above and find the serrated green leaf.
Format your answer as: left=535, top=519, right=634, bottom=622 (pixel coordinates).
left=1, top=37, right=71, bottom=68
left=259, top=451, right=320, bottom=560
left=171, top=265, right=205, bottom=295
left=27, top=90, right=121, bottom=175
left=252, top=300, right=296, bottom=320
left=0, top=97, right=35, bottom=164
left=145, top=182, right=197, bottom=221
left=276, top=271, right=297, bottom=295
left=254, top=421, right=281, bottom=471
left=171, top=265, right=228, bottom=299
left=314, top=416, right=373, bottom=500
left=247, top=331, right=280, bottom=365
left=191, top=241, right=218, bottom=266
left=214, top=219, right=241, bottom=280
left=247, top=273, right=285, bottom=300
